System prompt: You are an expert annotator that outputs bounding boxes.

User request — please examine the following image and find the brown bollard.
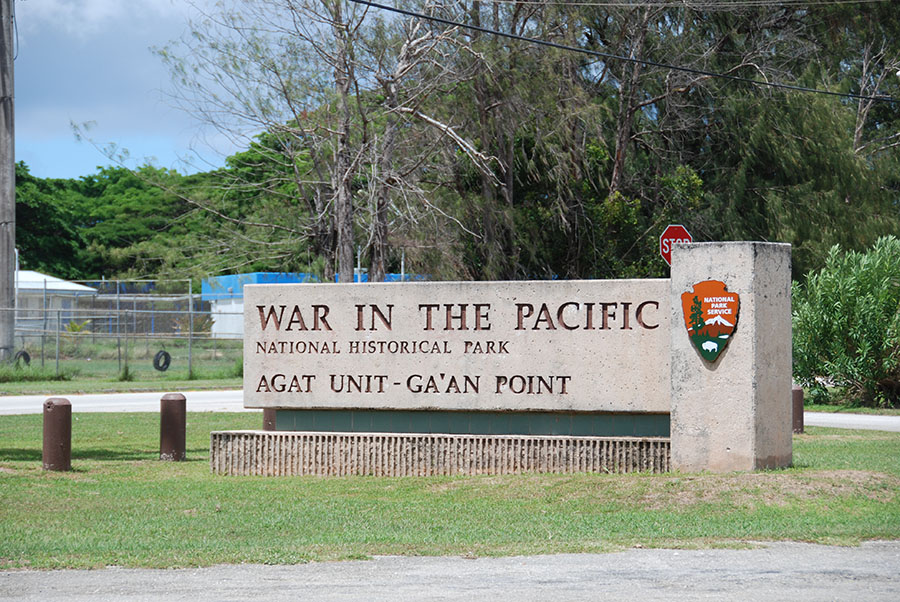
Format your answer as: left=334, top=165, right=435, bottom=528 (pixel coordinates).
left=43, top=398, right=72, bottom=471
left=160, top=393, right=186, bottom=461
left=263, top=408, right=277, bottom=431
left=792, top=385, right=804, bottom=434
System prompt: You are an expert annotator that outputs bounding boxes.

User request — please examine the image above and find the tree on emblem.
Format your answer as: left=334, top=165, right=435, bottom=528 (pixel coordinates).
left=689, top=295, right=705, bottom=334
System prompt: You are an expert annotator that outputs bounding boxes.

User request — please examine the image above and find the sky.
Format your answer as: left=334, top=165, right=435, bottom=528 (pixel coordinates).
left=13, top=0, right=234, bottom=179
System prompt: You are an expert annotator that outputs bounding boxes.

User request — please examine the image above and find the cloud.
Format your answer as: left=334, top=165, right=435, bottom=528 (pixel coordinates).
left=16, top=0, right=198, bottom=40
left=14, top=0, right=233, bottom=178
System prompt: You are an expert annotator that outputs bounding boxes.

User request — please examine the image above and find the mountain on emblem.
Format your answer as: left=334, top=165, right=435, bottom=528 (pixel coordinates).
left=680, top=280, right=740, bottom=362
left=705, top=315, right=733, bottom=327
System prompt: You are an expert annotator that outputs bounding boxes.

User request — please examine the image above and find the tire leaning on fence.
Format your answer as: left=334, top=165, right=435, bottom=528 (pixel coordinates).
left=153, top=350, right=172, bottom=372
left=14, top=350, right=30, bottom=366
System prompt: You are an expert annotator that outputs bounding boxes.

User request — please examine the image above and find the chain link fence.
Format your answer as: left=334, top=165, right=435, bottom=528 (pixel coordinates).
left=6, top=279, right=243, bottom=381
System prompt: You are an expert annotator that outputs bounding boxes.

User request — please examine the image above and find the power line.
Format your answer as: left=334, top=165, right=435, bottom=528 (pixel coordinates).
left=349, top=0, right=897, bottom=104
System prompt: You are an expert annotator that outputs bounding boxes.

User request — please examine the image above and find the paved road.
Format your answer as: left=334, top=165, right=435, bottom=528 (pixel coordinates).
left=804, top=411, right=900, bottom=432
left=1, top=541, right=898, bottom=601
left=2, top=391, right=900, bottom=432
left=0, top=390, right=251, bottom=415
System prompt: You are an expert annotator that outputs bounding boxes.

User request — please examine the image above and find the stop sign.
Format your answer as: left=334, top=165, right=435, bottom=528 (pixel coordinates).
left=660, top=224, right=692, bottom=266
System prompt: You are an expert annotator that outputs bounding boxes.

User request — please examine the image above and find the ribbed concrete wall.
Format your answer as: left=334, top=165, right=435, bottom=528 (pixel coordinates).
left=210, top=431, right=670, bottom=476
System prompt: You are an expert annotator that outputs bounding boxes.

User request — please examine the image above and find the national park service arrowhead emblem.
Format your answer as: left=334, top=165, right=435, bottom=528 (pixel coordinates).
left=680, top=280, right=740, bottom=362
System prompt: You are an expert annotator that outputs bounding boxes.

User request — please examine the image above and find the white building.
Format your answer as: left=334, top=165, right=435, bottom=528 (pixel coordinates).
left=15, top=270, right=97, bottom=332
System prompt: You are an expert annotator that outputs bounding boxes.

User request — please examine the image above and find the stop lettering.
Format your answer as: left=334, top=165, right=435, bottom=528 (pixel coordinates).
left=660, top=224, right=692, bottom=266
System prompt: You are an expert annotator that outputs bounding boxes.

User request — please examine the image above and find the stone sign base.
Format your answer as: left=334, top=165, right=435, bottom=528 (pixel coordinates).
left=210, top=431, right=670, bottom=476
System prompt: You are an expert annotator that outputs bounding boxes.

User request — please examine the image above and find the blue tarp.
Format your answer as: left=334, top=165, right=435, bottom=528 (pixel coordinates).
left=201, top=272, right=321, bottom=301
left=202, top=271, right=427, bottom=301
left=330, top=273, right=428, bottom=283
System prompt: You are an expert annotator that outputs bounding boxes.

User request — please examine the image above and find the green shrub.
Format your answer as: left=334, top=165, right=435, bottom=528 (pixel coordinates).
left=118, top=364, right=135, bottom=382
left=0, top=363, right=72, bottom=383
left=793, top=236, right=900, bottom=407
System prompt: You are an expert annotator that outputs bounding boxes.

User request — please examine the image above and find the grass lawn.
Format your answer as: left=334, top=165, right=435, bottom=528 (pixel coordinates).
left=1, top=413, right=898, bottom=569
left=0, top=377, right=242, bottom=396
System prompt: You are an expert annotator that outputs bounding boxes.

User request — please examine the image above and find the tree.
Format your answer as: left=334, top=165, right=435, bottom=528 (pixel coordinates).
left=156, top=0, right=373, bottom=281
left=358, top=13, right=477, bottom=281
left=158, top=1, right=492, bottom=282
left=16, top=163, right=194, bottom=281
left=74, top=166, right=190, bottom=277
left=14, top=163, right=85, bottom=279
left=806, top=3, right=900, bottom=158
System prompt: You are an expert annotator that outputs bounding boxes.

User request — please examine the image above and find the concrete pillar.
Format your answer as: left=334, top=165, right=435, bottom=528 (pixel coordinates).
left=670, top=242, right=792, bottom=472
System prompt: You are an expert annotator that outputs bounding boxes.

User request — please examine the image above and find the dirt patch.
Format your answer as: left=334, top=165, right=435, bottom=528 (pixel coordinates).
left=635, top=470, right=898, bottom=510
left=428, top=470, right=899, bottom=510
left=0, top=557, right=29, bottom=569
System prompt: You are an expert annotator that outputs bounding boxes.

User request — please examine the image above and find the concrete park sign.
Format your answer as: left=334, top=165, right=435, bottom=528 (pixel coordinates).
left=212, top=241, right=793, bottom=477
left=244, top=280, right=671, bottom=413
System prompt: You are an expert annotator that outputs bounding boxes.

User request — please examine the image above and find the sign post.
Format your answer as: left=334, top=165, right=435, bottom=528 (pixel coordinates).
left=660, top=224, right=692, bottom=266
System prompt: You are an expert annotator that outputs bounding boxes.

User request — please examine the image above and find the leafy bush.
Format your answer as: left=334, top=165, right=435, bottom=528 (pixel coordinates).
left=63, top=320, right=91, bottom=354
left=793, top=237, right=900, bottom=407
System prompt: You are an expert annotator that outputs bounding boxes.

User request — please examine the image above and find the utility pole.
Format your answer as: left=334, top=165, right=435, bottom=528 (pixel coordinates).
left=0, top=0, right=14, bottom=361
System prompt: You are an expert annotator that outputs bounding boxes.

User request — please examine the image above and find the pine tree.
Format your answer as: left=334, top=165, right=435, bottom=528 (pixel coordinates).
left=689, top=296, right=705, bottom=334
